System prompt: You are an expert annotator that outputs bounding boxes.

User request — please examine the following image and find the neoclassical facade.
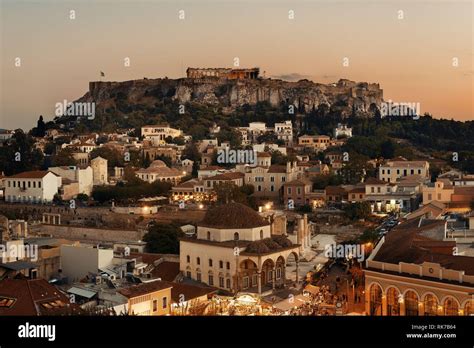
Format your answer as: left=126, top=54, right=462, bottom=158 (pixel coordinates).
left=365, top=217, right=473, bottom=316
left=179, top=203, right=300, bottom=295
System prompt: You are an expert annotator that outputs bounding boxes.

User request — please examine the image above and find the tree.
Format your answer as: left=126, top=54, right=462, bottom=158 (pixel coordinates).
left=143, top=222, right=184, bottom=254
left=31, top=115, right=46, bottom=137
left=0, top=129, right=44, bottom=175
left=344, top=202, right=372, bottom=221
left=183, top=143, right=200, bottom=162
left=90, top=147, right=124, bottom=168
left=380, top=139, right=395, bottom=159
left=51, top=149, right=76, bottom=167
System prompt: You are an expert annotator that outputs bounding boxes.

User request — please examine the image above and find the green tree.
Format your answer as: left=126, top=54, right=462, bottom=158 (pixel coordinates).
left=90, top=147, right=124, bottom=167
left=51, top=148, right=76, bottom=167
left=143, top=222, right=184, bottom=254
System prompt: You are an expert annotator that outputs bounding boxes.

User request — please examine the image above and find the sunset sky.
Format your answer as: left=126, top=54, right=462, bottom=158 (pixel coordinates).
left=1, top=0, right=473, bottom=129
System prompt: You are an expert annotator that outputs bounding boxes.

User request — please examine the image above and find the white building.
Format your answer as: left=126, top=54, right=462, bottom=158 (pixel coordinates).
left=91, top=156, right=108, bottom=185
left=141, top=125, right=182, bottom=145
left=4, top=171, right=61, bottom=203
left=274, top=121, right=293, bottom=145
left=60, top=244, right=114, bottom=283
left=48, top=165, right=93, bottom=196
left=333, top=123, right=353, bottom=139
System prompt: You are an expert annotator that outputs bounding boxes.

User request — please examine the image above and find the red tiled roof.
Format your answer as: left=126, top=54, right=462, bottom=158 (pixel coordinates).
left=200, top=202, right=268, bottom=229
left=373, top=218, right=474, bottom=276
left=206, top=172, right=245, bottom=181
left=151, top=262, right=180, bottom=282
left=267, top=165, right=286, bottom=173
left=364, top=177, right=387, bottom=185
left=7, top=171, right=58, bottom=179
left=169, top=282, right=217, bottom=303
left=0, top=278, right=77, bottom=316
left=118, top=280, right=172, bottom=298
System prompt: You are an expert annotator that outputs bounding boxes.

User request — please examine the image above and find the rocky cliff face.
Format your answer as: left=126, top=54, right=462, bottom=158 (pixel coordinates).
left=81, top=77, right=383, bottom=116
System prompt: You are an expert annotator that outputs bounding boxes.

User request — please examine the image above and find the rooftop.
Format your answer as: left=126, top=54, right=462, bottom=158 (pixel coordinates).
left=199, top=202, right=269, bottom=229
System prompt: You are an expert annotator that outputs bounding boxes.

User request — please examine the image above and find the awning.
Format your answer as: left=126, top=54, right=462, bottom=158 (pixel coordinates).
left=67, top=287, right=97, bottom=299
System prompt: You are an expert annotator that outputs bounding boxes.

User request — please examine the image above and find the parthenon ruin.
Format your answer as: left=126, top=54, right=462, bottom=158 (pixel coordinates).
left=186, top=67, right=260, bottom=79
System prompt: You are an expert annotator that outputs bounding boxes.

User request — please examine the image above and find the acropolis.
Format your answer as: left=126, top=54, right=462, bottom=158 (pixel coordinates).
left=186, top=67, right=260, bottom=79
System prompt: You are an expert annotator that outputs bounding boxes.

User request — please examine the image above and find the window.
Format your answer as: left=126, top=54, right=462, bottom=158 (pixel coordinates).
left=197, top=257, right=200, bottom=265
left=208, top=275, right=214, bottom=286
left=226, top=278, right=231, bottom=289
left=153, top=300, right=157, bottom=312
left=38, top=181, right=41, bottom=188
left=428, top=193, right=432, bottom=200
left=270, top=185, right=274, bottom=192
left=288, top=188, right=292, bottom=194
left=219, top=260, right=223, bottom=268
left=219, top=277, right=224, bottom=288
left=270, top=177, right=275, bottom=182
left=207, top=231, right=211, bottom=240
left=297, top=188, right=301, bottom=195
left=377, top=187, right=381, bottom=193
left=382, top=169, right=385, bottom=174
left=276, top=268, right=282, bottom=279
left=162, top=297, right=167, bottom=309
left=252, top=274, right=258, bottom=286
left=226, top=262, right=230, bottom=270
left=209, top=259, right=213, bottom=267
left=196, top=272, right=201, bottom=281
left=186, top=255, right=190, bottom=263
left=418, top=169, right=421, bottom=174
left=234, top=232, right=239, bottom=241
left=186, top=271, right=191, bottom=278
left=260, top=230, right=264, bottom=239
left=371, top=187, right=375, bottom=193
left=282, top=177, right=286, bottom=182
left=243, top=276, right=249, bottom=289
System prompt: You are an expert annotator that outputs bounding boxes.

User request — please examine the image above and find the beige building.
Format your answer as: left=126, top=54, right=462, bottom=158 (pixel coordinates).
left=118, top=280, right=172, bottom=316
left=298, top=135, right=331, bottom=151
left=141, top=124, right=182, bottom=145
left=180, top=203, right=301, bottom=295
left=379, top=159, right=429, bottom=183
left=91, top=156, right=108, bottom=185
left=422, top=179, right=454, bottom=204
left=136, top=160, right=185, bottom=185
left=365, top=217, right=473, bottom=316
left=241, top=161, right=299, bottom=198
